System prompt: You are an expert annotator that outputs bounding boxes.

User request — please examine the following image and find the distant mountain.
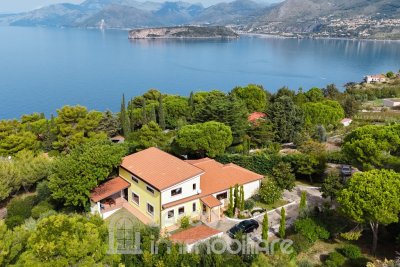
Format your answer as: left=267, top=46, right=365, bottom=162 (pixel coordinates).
left=250, top=0, right=400, bottom=34
left=0, top=0, right=269, bottom=28
left=1, top=0, right=399, bottom=39
left=193, top=0, right=265, bottom=24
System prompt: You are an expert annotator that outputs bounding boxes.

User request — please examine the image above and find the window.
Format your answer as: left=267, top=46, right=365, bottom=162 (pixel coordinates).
left=147, top=203, right=154, bottom=216
left=192, top=202, right=196, bottom=212
left=193, top=183, right=196, bottom=190
left=131, top=175, right=138, bottom=183
left=178, top=206, right=185, bottom=215
left=132, top=192, right=139, bottom=205
left=216, top=192, right=228, bottom=200
left=146, top=186, right=154, bottom=194
left=171, top=187, right=182, bottom=196
left=167, top=210, right=174, bottom=218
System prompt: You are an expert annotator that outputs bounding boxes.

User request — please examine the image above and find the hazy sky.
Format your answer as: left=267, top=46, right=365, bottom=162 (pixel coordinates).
left=0, top=0, right=281, bottom=13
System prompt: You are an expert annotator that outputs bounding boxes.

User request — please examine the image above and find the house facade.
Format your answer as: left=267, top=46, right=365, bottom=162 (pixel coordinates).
left=90, top=147, right=263, bottom=231
left=365, top=74, right=387, bottom=83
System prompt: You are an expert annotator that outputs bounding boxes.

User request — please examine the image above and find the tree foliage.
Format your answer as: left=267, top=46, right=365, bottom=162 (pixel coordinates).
left=48, top=141, right=127, bottom=208
left=269, top=96, right=304, bottom=143
left=258, top=179, right=283, bottom=205
left=302, top=100, right=345, bottom=128
left=192, top=93, right=248, bottom=144
left=17, top=214, right=117, bottom=266
left=271, top=162, right=295, bottom=191
left=342, top=124, right=400, bottom=170
left=175, top=121, right=233, bottom=158
left=337, top=169, right=400, bottom=254
left=231, top=84, right=267, bottom=112
left=52, top=105, right=107, bottom=153
left=128, top=121, right=169, bottom=150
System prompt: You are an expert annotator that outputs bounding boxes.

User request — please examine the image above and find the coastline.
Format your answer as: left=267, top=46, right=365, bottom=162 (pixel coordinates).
left=239, top=32, right=400, bottom=42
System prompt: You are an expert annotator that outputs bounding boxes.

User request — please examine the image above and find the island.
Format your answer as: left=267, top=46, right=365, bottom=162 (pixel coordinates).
left=128, top=26, right=239, bottom=39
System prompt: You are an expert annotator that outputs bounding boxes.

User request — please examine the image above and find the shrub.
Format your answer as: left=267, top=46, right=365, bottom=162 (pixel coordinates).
left=7, top=195, right=37, bottom=219
left=180, top=216, right=190, bottom=229
left=337, top=244, right=361, bottom=259
left=31, top=201, right=54, bottom=219
left=5, top=215, right=25, bottom=229
left=36, top=180, right=52, bottom=202
left=258, top=179, right=283, bottom=205
left=294, top=217, right=330, bottom=243
left=298, top=260, right=313, bottom=267
left=324, top=252, right=346, bottom=267
left=244, top=199, right=255, bottom=210
left=290, top=233, right=313, bottom=253
left=250, top=208, right=266, bottom=216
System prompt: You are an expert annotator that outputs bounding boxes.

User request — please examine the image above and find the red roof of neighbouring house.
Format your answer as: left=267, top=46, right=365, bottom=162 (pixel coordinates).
left=200, top=195, right=222, bottom=208
left=169, top=225, right=222, bottom=245
left=90, top=177, right=130, bottom=202
left=248, top=112, right=267, bottom=122
left=120, top=147, right=204, bottom=191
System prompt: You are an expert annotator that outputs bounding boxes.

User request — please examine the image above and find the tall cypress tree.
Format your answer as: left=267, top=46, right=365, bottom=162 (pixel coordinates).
left=262, top=213, right=269, bottom=241
left=299, top=191, right=307, bottom=217
left=279, top=207, right=286, bottom=238
left=158, top=95, right=166, bottom=130
left=120, top=94, right=130, bottom=136
left=233, top=184, right=239, bottom=213
left=188, top=91, right=194, bottom=120
left=228, top=186, right=234, bottom=216
left=240, top=185, right=245, bottom=211
left=141, top=98, right=147, bottom=125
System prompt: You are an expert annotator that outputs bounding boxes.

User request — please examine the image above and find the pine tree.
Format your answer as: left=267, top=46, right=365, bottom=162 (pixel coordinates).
left=279, top=207, right=286, bottom=238
left=158, top=95, right=166, bottom=130
left=299, top=191, right=307, bottom=217
left=262, top=213, right=269, bottom=241
left=120, top=94, right=130, bottom=136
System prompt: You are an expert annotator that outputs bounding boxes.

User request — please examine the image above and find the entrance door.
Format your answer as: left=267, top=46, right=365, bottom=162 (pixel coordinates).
left=123, top=188, right=128, bottom=201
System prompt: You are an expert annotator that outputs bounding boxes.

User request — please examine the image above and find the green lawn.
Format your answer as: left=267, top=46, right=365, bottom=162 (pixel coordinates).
left=253, top=199, right=289, bottom=211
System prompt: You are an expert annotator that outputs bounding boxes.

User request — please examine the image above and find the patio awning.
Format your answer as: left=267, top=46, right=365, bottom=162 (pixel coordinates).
left=90, top=177, right=130, bottom=202
left=200, top=195, right=222, bottom=208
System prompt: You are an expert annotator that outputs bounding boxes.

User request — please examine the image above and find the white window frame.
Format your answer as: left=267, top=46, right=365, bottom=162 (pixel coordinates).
left=131, top=191, right=140, bottom=205
left=147, top=202, right=154, bottom=216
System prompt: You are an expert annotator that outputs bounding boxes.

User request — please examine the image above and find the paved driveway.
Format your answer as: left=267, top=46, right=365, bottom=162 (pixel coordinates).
left=207, top=186, right=325, bottom=244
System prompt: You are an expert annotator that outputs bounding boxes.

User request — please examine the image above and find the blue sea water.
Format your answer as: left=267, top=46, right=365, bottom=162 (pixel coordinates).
left=0, top=26, right=399, bottom=119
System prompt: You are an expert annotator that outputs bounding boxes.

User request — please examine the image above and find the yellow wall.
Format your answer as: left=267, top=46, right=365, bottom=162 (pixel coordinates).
left=161, top=199, right=201, bottom=228
left=119, top=167, right=161, bottom=225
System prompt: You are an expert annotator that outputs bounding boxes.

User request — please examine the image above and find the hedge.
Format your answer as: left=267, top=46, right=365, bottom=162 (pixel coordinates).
left=215, top=153, right=282, bottom=175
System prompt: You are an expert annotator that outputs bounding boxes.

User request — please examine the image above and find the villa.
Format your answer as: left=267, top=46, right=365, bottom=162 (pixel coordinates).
left=365, top=74, right=387, bottom=83
left=90, top=147, right=263, bottom=231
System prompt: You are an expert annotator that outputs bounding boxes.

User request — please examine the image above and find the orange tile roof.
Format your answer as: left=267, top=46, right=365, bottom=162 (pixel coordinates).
left=90, top=177, right=130, bottom=202
left=121, top=147, right=204, bottom=191
left=201, top=195, right=222, bottom=208
left=189, top=158, right=264, bottom=196
left=163, top=158, right=263, bottom=209
left=248, top=112, right=267, bottom=122
left=169, top=225, right=222, bottom=245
